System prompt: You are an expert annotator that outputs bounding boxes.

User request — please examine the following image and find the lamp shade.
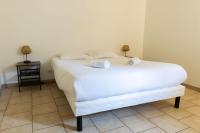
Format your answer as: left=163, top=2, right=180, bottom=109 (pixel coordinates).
left=21, top=45, right=32, bottom=55
left=122, top=45, right=130, bottom=52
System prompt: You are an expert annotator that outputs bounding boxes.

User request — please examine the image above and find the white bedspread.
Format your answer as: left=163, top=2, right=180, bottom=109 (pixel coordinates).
left=52, top=57, right=187, bottom=102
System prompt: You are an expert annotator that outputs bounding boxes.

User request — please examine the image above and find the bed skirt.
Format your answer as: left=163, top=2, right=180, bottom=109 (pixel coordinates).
left=65, top=85, right=185, bottom=116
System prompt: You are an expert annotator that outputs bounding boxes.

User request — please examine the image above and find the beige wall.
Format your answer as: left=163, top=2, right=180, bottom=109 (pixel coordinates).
left=144, top=0, right=200, bottom=87
left=0, top=0, right=146, bottom=84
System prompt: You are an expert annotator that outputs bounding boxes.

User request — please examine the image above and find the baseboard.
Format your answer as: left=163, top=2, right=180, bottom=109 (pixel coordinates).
left=1, top=80, right=199, bottom=93
left=1, top=79, right=56, bottom=89
left=183, top=83, right=200, bottom=92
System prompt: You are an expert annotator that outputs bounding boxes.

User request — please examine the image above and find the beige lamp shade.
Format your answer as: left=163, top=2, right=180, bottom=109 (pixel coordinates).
left=122, top=45, right=130, bottom=52
left=21, top=45, right=32, bottom=55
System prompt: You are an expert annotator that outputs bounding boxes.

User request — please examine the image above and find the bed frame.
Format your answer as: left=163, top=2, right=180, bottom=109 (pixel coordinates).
left=76, top=96, right=181, bottom=131
left=61, top=85, right=185, bottom=132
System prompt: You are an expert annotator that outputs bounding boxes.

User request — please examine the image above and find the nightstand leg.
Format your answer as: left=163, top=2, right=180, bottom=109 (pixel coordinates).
left=77, top=116, right=82, bottom=132
left=174, top=97, right=180, bottom=108
left=17, top=66, right=21, bottom=92
left=39, top=67, right=42, bottom=90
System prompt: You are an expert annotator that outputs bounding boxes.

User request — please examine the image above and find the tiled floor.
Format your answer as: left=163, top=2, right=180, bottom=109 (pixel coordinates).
left=0, top=83, right=200, bottom=133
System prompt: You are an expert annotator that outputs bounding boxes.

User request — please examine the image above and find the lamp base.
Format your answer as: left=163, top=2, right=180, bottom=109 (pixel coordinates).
left=124, top=52, right=127, bottom=57
left=24, top=60, right=31, bottom=64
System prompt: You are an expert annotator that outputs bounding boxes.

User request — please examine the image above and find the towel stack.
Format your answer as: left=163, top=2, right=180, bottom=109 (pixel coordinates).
left=128, top=57, right=142, bottom=65
left=90, top=60, right=111, bottom=69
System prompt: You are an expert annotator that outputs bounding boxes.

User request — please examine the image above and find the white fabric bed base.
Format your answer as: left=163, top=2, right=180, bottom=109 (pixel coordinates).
left=65, top=85, right=185, bottom=116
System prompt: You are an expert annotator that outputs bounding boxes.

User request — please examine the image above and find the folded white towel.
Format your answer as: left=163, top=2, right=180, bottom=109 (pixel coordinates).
left=128, top=57, right=142, bottom=65
left=90, top=60, right=111, bottom=69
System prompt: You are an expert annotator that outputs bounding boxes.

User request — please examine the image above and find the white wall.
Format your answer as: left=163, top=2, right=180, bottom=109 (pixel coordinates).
left=0, top=0, right=146, bottom=84
left=144, top=0, right=200, bottom=87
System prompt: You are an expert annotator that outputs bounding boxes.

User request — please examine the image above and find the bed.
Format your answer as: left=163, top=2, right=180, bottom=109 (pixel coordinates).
left=52, top=55, right=187, bottom=132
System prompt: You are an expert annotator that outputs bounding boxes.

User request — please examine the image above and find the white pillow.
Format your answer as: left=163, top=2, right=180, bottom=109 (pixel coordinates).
left=86, top=51, right=118, bottom=59
left=58, top=53, right=91, bottom=60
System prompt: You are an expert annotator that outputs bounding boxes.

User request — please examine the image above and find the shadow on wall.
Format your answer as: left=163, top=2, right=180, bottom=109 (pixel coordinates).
left=2, top=64, right=18, bottom=85
left=40, top=58, right=55, bottom=81
left=0, top=47, right=23, bottom=85
left=0, top=70, right=2, bottom=89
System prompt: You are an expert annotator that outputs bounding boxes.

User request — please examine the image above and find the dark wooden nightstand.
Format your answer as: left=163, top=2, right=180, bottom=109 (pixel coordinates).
left=16, top=61, right=42, bottom=92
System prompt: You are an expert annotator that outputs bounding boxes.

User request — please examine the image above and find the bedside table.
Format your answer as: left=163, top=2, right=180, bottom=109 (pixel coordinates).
left=16, top=61, right=42, bottom=92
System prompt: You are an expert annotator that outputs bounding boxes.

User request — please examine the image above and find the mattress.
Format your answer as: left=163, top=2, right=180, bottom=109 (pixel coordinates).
left=52, top=56, right=187, bottom=102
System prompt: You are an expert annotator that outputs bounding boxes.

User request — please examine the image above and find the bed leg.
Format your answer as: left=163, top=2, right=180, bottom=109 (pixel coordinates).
left=77, top=116, right=82, bottom=132
left=174, top=97, right=180, bottom=108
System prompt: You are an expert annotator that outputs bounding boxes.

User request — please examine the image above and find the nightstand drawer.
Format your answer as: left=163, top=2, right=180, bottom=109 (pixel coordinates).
left=20, top=69, right=40, bottom=76
left=20, top=65, right=40, bottom=70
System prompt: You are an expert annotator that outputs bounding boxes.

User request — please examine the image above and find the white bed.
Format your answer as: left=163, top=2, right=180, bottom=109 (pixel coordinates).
left=52, top=56, right=187, bottom=131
